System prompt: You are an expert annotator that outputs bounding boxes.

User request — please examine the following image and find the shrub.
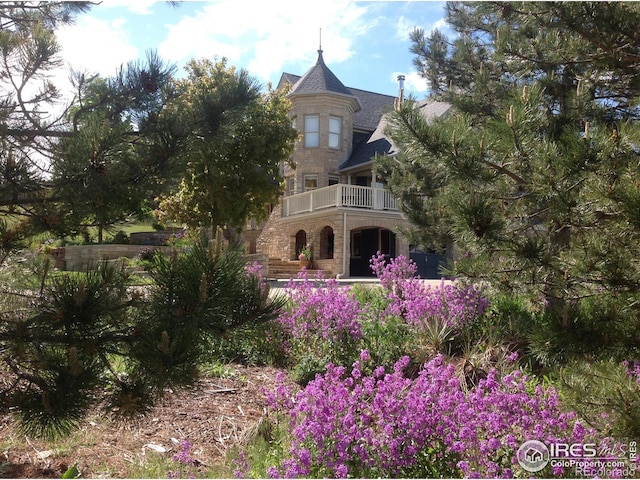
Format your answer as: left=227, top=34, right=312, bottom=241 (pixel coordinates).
left=370, top=252, right=489, bottom=330
left=0, top=233, right=284, bottom=438
left=277, top=271, right=362, bottom=383
left=265, top=353, right=599, bottom=479
left=110, top=230, right=129, bottom=244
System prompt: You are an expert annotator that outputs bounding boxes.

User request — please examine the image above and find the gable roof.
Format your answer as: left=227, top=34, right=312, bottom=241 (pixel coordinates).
left=340, top=99, right=453, bottom=172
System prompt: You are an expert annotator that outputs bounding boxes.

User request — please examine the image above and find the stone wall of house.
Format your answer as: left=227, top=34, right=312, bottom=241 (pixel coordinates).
left=256, top=205, right=411, bottom=278
left=255, top=203, right=290, bottom=262
left=283, top=93, right=357, bottom=193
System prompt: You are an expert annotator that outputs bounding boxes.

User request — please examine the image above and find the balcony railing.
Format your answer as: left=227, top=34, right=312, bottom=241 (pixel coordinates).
left=282, top=184, right=399, bottom=217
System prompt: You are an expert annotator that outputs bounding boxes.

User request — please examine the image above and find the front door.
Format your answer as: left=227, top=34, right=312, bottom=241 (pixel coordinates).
left=349, top=228, right=395, bottom=276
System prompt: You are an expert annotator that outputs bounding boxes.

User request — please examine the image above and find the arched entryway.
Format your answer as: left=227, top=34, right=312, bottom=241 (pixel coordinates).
left=349, top=227, right=396, bottom=276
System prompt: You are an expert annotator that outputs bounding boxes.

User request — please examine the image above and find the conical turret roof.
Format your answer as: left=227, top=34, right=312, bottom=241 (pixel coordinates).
left=290, top=50, right=359, bottom=108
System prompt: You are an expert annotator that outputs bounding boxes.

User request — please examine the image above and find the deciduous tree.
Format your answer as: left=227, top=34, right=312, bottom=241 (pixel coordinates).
left=156, top=58, right=297, bottom=232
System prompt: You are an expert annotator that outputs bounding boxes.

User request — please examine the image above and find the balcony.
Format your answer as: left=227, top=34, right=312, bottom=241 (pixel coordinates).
left=282, top=184, right=400, bottom=217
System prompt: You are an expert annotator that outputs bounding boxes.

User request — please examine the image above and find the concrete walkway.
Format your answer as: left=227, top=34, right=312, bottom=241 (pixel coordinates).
left=267, top=276, right=452, bottom=298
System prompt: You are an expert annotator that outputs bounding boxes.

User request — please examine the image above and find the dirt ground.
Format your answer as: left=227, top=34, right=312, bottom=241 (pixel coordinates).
left=0, top=364, right=287, bottom=478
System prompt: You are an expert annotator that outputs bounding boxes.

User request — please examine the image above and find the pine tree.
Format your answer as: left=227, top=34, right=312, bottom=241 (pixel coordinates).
left=376, top=1, right=640, bottom=359
left=0, top=232, right=283, bottom=438
left=50, top=51, right=180, bottom=242
left=0, top=3, right=181, bottom=244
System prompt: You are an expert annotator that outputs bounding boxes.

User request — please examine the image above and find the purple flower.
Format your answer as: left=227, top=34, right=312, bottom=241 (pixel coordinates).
left=264, top=354, right=603, bottom=478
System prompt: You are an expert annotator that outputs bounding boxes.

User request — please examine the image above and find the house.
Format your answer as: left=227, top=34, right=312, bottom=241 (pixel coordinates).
left=249, top=48, right=452, bottom=279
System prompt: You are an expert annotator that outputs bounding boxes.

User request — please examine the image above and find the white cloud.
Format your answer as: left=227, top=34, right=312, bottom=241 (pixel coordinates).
left=394, top=15, right=416, bottom=42
left=391, top=70, right=429, bottom=96
left=158, top=0, right=371, bottom=84
left=395, top=13, right=447, bottom=42
left=56, top=16, right=139, bottom=76
left=404, top=71, right=429, bottom=95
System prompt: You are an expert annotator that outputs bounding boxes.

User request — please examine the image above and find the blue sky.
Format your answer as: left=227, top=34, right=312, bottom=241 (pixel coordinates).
left=55, top=1, right=448, bottom=98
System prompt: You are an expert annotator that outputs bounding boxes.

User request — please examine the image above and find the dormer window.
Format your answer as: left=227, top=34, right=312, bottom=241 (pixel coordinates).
left=304, top=115, right=319, bottom=148
left=329, top=116, right=342, bottom=149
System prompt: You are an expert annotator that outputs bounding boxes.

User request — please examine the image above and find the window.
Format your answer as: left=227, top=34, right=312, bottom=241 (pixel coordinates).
left=320, top=226, right=334, bottom=259
left=328, top=174, right=340, bottom=186
left=329, top=116, right=342, bottom=149
left=286, top=176, right=295, bottom=195
left=355, top=176, right=369, bottom=186
left=304, top=175, right=318, bottom=191
left=304, top=115, right=319, bottom=148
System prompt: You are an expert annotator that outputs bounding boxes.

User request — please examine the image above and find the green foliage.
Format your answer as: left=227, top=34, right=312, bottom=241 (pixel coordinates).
left=228, top=417, right=290, bottom=479
left=2, top=3, right=295, bottom=248
left=156, top=58, right=298, bottom=231
left=209, top=320, right=288, bottom=367
left=0, top=231, right=284, bottom=438
left=290, top=353, right=331, bottom=386
left=360, top=314, right=410, bottom=372
left=526, top=294, right=640, bottom=368
left=347, top=285, right=411, bottom=370
left=61, top=463, right=80, bottom=478
left=377, top=2, right=640, bottom=358
left=0, top=2, right=92, bottom=225
left=50, top=51, right=178, bottom=242
left=558, top=359, right=640, bottom=439
left=459, top=292, right=534, bottom=350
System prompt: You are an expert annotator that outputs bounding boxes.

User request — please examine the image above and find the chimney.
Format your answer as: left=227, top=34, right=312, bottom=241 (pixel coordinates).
left=395, top=74, right=406, bottom=110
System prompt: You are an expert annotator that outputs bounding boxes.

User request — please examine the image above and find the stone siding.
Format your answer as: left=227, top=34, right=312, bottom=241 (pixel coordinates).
left=256, top=206, right=411, bottom=278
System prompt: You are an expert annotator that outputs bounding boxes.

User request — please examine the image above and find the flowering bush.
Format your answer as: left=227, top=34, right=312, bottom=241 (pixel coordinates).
left=277, top=271, right=363, bottom=383
left=168, top=439, right=195, bottom=478
left=276, top=255, right=491, bottom=383
left=370, top=251, right=489, bottom=329
left=279, top=272, right=361, bottom=343
left=265, top=352, right=597, bottom=479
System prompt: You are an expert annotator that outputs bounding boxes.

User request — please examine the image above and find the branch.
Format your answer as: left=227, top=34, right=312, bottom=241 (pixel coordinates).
left=482, top=158, right=528, bottom=185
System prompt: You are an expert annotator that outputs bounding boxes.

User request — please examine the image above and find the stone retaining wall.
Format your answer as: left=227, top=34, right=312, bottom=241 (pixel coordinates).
left=56, top=245, right=269, bottom=276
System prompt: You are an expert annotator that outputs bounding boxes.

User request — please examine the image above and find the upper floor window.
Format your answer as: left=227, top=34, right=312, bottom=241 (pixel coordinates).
left=328, top=174, right=340, bottom=186
left=304, top=115, right=319, bottom=148
left=286, top=176, right=295, bottom=195
left=304, top=175, right=318, bottom=191
left=329, top=116, right=342, bottom=149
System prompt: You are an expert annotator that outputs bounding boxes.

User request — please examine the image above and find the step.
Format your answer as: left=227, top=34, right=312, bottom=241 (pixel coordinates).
left=266, top=258, right=327, bottom=279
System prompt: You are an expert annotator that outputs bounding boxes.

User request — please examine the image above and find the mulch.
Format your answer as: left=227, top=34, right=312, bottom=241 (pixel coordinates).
left=0, top=364, right=287, bottom=478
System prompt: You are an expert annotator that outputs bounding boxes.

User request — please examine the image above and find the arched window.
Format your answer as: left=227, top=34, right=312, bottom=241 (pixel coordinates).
left=320, top=226, right=334, bottom=259
left=294, top=230, right=307, bottom=260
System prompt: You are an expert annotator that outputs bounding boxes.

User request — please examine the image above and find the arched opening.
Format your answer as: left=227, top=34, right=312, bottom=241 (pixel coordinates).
left=294, top=230, right=307, bottom=260
left=320, top=226, right=334, bottom=259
